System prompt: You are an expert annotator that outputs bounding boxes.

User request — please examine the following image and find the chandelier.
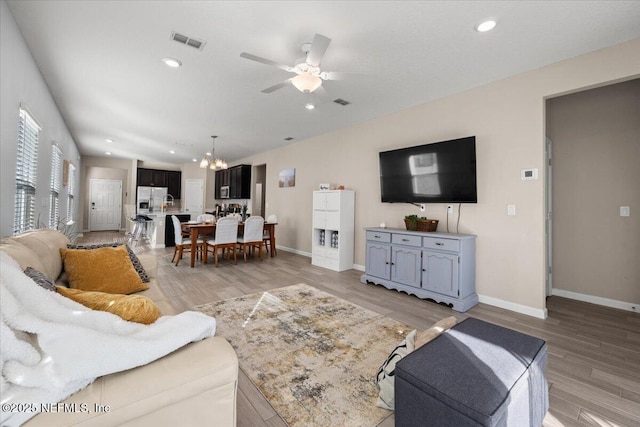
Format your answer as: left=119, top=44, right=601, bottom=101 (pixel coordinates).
left=199, top=135, right=228, bottom=170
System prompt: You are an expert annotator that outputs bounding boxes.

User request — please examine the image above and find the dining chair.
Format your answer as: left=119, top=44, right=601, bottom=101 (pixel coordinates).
left=205, top=217, right=238, bottom=267
left=263, top=215, right=277, bottom=255
left=237, top=216, right=264, bottom=262
left=171, top=215, right=203, bottom=266
left=197, top=214, right=215, bottom=223
left=196, top=213, right=216, bottom=239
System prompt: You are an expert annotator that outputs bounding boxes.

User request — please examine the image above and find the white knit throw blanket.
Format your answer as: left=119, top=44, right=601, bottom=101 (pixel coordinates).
left=0, top=252, right=216, bottom=426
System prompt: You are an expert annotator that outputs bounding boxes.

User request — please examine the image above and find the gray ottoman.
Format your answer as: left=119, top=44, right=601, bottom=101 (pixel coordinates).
left=395, top=318, right=548, bottom=426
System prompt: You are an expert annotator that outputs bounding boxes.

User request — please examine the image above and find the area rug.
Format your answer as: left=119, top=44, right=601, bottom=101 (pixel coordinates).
left=194, top=283, right=411, bottom=427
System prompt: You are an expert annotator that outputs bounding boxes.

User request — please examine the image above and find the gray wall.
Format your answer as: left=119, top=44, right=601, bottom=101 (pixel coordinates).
left=547, top=79, right=640, bottom=305
left=0, top=1, right=80, bottom=238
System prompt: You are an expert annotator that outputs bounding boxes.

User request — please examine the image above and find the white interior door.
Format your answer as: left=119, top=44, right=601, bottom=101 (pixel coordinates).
left=90, top=179, right=122, bottom=231
left=184, top=179, right=204, bottom=214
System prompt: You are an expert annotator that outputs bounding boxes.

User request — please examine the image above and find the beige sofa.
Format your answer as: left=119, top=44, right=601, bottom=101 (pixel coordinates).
left=0, top=229, right=238, bottom=426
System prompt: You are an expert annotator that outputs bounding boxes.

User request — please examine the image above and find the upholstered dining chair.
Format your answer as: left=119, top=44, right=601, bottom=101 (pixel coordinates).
left=205, top=217, right=238, bottom=267
left=237, top=216, right=264, bottom=262
left=171, top=215, right=203, bottom=266
left=196, top=213, right=216, bottom=239
left=263, top=214, right=278, bottom=255
left=197, top=214, right=215, bottom=223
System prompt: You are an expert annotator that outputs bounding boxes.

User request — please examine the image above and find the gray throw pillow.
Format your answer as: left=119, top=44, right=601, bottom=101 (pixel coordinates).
left=67, top=243, right=150, bottom=283
left=24, top=266, right=56, bottom=292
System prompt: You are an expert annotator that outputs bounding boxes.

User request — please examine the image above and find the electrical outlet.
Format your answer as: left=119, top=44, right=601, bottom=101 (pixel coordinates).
left=447, top=205, right=453, bottom=214
left=420, top=204, right=426, bottom=212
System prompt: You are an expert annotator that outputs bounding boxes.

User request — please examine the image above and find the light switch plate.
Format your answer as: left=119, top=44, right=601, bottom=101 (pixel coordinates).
left=507, top=204, right=516, bottom=216
left=620, top=206, right=630, bottom=217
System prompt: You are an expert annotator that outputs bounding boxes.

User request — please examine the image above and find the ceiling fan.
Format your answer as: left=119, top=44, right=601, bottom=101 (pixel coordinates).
left=240, top=33, right=343, bottom=95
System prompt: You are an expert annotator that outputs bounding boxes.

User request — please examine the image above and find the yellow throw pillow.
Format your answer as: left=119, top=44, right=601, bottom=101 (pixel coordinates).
left=56, top=286, right=161, bottom=325
left=60, top=245, right=148, bottom=294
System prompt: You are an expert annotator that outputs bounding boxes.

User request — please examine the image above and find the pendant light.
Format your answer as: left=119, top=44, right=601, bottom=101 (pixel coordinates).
left=199, top=135, right=228, bottom=170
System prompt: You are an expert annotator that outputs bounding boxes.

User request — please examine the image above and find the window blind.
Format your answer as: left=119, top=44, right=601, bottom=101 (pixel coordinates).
left=67, top=163, right=76, bottom=221
left=14, top=108, right=41, bottom=235
left=50, top=143, right=63, bottom=228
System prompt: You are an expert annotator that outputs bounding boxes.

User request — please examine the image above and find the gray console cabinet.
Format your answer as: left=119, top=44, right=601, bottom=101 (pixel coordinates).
left=361, top=228, right=478, bottom=312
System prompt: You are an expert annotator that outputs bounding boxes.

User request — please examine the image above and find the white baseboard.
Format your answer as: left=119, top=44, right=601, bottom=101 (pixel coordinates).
left=478, top=294, right=548, bottom=319
left=552, top=288, right=638, bottom=313
left=353, top=264, right=365, bottom=272
left=276, top=245, right=311, bottom=258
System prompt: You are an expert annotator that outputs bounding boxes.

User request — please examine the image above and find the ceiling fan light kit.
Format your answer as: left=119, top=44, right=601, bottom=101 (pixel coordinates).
left=292, top=74, right=322, bottom=93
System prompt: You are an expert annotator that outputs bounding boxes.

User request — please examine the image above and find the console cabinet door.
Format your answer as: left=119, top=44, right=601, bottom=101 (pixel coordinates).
left=391, top=246, right=422, bottom=288
left=365, top=243, right=391, bottom=280
left=422, top=251, right=459, bottom=297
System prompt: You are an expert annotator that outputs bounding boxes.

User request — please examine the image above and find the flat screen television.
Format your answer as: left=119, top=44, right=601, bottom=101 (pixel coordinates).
left=379, top=136, right=477, bottom=203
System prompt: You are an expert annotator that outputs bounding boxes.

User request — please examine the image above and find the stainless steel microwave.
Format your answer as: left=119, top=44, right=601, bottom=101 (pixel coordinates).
left=220, top=186, right=230, bottom=198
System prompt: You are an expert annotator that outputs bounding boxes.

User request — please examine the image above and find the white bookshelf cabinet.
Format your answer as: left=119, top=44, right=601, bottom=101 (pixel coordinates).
left=311, top=190, right=355, bottom=271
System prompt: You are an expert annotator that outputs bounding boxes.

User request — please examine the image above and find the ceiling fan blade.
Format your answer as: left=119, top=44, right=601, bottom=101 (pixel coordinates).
left=261, top=79, right=292, bottom=94
left=240, top=52, right=293, bottom=72
left=322, top=71, right=364, bottom=81
left=306, top=34, right=331, bottom=67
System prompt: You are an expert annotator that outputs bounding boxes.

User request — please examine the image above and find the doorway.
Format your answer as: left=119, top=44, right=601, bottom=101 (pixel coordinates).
left=184, top=179, right=204, bottom=213
left=89, top=179, right=122, bottom=231
left=253, top=164, right=267, bottom=217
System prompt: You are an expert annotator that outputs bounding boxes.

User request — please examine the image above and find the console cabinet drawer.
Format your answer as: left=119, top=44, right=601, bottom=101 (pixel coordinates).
left=423, top=237, right=460, bottom=252
left=392, top=233, right=422, bottom=247
left=366, top=231, right=391, bottom=243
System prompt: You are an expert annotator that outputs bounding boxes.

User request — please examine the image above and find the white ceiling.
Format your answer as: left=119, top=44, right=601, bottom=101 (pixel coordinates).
left=7, top=1, right=640, bottom=165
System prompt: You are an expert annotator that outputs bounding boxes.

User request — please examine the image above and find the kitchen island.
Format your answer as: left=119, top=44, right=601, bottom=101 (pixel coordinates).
left=144, top=211, right=198, bottom=248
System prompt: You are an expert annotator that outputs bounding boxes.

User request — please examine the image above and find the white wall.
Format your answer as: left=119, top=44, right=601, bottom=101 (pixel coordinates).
left=235, top=38, right=640, bottom=319
left=0, top=0, right=80, bottom=238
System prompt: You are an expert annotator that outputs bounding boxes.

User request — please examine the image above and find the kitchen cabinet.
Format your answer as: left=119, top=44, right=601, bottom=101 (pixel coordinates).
left=137, top=169, right=154, bottom=186
left=311, top=190, right=355, bottom=272
left=361, top=228, right=477, bottom=312
left=167, top=171, right=181, bottom=199
left=215, top=165, right=251, bottom=199
left=152, top=170, right=167, bottom=187
left=137, top=168, right=181, bottom=199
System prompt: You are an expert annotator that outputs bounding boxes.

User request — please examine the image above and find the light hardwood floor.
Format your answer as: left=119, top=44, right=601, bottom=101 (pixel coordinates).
left=81, top=232, right=640, bottom=426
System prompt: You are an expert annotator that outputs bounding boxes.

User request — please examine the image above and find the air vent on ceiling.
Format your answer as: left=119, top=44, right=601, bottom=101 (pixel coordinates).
left=333, top=98, right=351, bottom=106
left=284, top=137, right=294, bottom=141
left=170, top=32, right=207, bottom=51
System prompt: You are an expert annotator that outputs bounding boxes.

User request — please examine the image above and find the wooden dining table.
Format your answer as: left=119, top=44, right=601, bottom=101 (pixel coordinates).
left=182, top=221, right=277, bottom=268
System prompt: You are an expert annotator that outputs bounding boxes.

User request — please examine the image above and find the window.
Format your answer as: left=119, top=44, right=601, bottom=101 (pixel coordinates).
left=14, top=107, right=41, bottom=235
left=49, top=143, right=63, bottom=228
left=66, top=162, right=76, bottom=221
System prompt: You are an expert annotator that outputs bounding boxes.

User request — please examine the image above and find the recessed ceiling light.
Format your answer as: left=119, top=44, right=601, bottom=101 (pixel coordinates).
left=475, top=20, right=497, bottom=32
left=105, top=152, right=112, bottom=156
left=192, top=158, right=197, bottom=162
left=106, top=138, right=114, bottom=143
left=162, top=57, right=182, bottom=68
left=169, top=150, right=175, bottom=154
left=305, top=103, right=315, bottom=110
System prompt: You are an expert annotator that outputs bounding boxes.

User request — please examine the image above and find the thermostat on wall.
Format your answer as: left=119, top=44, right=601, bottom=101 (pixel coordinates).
left=521, top=168, right=538, bottom=180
